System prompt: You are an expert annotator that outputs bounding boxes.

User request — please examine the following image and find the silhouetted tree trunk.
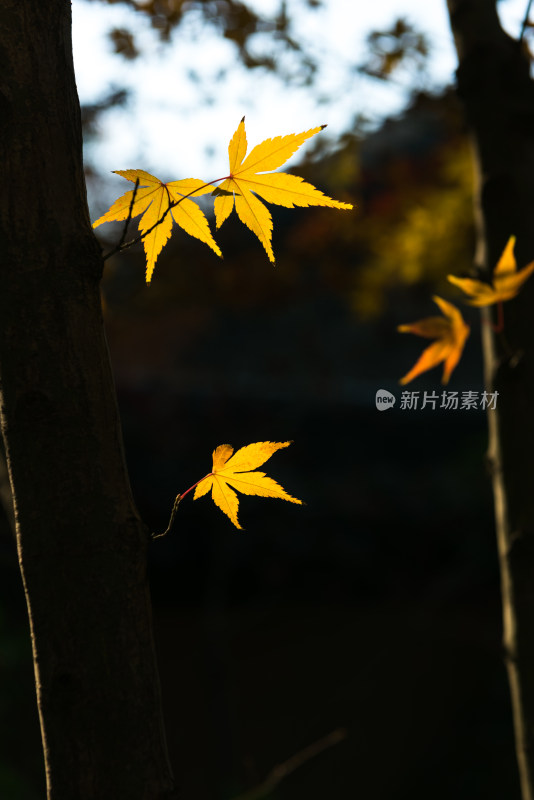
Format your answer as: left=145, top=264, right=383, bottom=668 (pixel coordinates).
left=447, top=2, right=534, bottom=798
left=0, top=2, right=177, bottom=797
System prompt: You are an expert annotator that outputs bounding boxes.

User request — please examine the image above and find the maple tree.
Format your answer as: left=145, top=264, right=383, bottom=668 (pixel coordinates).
left=93, top=118, right=353, bottom=281
left=6, top=0, right=534, bottom=798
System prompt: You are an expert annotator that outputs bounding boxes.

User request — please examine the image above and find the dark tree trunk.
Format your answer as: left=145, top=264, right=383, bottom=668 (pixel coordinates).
left=0, top=2, right=177, bottom=797
left=446, top=2, right=534, bottom=798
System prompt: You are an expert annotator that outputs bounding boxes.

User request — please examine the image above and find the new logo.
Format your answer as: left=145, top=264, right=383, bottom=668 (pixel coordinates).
left=375, top=389, right=396, bottom=411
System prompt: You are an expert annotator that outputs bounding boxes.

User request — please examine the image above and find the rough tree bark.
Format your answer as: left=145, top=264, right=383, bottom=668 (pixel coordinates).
left=0, top=2, right=177, bottom=797
left=446, top=2, right=534, bottom=798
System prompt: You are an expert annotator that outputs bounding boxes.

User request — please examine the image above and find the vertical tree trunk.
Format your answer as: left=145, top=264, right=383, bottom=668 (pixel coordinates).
left=0, top=2, right=177, bottom=797
left=446, top=2, right=534, bottom=798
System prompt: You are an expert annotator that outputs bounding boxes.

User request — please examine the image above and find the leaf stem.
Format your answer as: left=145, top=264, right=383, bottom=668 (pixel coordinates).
left=102, top=178, right=227, bottom=261
left=180, top=474, right=212, bottom=501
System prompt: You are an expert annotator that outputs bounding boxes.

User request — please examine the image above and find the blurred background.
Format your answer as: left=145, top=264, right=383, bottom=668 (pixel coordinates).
left=1, top=0, right=532, bottom=797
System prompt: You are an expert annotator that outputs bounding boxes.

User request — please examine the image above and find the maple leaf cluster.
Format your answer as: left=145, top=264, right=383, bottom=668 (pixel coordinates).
left=93, top=118, right=352, bottom=283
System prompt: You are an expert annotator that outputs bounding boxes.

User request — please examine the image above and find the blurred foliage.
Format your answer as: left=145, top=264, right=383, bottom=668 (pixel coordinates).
left=277, top=89, right=474, bottom=320
left=88, top=0, right=319, bottom=82
left=81, top=5, right=436, bottom=179
left=357, top=17, right=430, bottom=84
left=108, top=26, right=140, bottom=59
left=81, top=87, right=129, bottom=141
left=354, top=126, right=474, bottom=316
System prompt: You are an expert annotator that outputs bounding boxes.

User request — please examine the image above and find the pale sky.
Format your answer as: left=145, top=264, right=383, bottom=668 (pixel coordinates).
left=72, top=0, right=530, bottom=205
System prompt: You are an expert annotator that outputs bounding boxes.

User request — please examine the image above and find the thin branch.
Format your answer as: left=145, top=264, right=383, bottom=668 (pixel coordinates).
left=116, top=177, right=139, bottom=250
left=102, top=177, right=225, bottom=261
left=152, top=494, right=182, bottom=539
left=230, top=728, right=347, bottom=800
left=151, top=474, right=212, bottom=539
left=520, top=0, right=533, bottom=42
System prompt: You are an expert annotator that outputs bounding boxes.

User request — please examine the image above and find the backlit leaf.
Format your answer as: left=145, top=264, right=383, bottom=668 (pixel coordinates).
left=193, top=441, right=302, bottom=529
left=93, top=170, right=221, bottom=283
left=214, top=118, right=353, bottom=262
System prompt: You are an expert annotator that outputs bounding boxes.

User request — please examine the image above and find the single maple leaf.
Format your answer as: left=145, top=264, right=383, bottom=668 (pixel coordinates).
left=193, top=441, right=302, bottom=529
left=447, top=236, right=534, bottom=306
left=213, top=118, right=353, bottom=262
left=93, top=170, right=221, bottom=282
left=397, top=296, right=470, bottom=385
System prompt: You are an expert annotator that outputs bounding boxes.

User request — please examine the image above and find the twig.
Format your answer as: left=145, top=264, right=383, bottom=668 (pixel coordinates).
left=230, top=728, right=347, bottom=800
left=116, top=177, right=139, bottom=250
left=152, top=494, right=182, bottom=539
left=520, top=0, right=533, bottom=42
left=102, top=177, right=225, bottom=261
left=151, top=474, right=212, bottom=539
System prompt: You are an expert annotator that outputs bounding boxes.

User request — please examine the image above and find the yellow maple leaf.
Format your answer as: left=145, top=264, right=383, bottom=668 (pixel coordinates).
left=93, top=169, right=221, bottom=283
left=398, top=296, right=470, bottom=385
left=213, top=118, right=353, bottom=262
left=193, top=441, right=302, bottom=529
left=447, top=236, right=534, bottom=306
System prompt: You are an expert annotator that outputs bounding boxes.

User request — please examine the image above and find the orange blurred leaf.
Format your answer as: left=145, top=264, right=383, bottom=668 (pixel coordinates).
left=448, top=236, right=534, bottom=306
left=398, top=296, right=470, bottom=385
